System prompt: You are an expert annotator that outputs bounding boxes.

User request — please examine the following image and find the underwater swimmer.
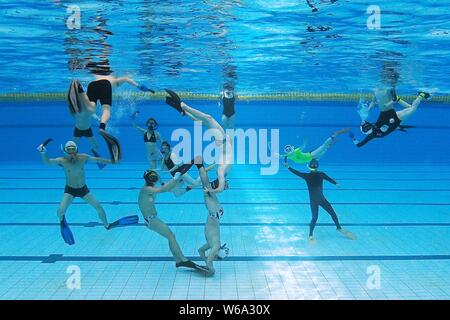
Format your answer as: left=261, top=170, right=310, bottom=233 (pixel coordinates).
left=350, top=88, right=431, bottom=147
left=280, top=128, right=350, bottom=164
left=139, top=163, right=209, bottom=273
left=131, top=113, right=163, bottom=170
left=284, top=158, right=356, bottom=241
left=36, top=140, right=135, bottom=245
left=164, top=89, right=232, bottom=193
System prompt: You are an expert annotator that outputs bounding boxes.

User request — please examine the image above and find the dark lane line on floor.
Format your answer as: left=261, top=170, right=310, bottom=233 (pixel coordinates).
left=0, top=201, right=449, bottom=206
left=1, top=254, right=449, bottom=264
left=1, top=177, right=450, bottom=181
left=2, top=187, right=450, bottom=192
left=0, top=222, right=449, bottom=228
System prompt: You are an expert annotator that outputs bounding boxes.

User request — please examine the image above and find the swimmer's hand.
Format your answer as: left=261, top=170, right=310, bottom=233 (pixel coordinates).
left=130, top=111, right=140, bottom=119
left=173, top=172, right=182, bottom=181
left=37, top=144, right=46, bottom=154
left=138, top=84, right=155, bottom=94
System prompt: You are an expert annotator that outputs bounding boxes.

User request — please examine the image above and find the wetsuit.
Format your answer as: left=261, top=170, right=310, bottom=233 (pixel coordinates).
left=356, top=109, right=401, bottom=147
left=144, top=131, right=157, bottom=143
left=288, top=167, right=342, bottom=237
left=87, top=79, right=112, bottom=106
left=222, top=96, right=235, bottom=118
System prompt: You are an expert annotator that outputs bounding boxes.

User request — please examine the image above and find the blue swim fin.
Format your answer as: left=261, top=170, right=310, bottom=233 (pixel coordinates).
left=108, top=215, right=139, bottom=230
left=91, top=149, right=106, bottom=170
left=60, top=217, right=75, bottom=245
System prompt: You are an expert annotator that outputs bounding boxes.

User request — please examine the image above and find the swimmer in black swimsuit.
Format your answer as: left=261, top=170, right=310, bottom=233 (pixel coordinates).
left=350, top=88, right=431, bottom=147
left=37, top=140, right=119, bottom=243
left=219, top=86, right=236, bottom=130
left=284, top=158, right=356, bottom=241
left=131, top=113, right=163, bottom=169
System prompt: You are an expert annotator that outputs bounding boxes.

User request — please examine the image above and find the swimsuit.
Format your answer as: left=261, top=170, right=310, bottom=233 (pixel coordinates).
left=222, top=96, right=235, bottom=118
left=144, top=131, right=157, bottom=143
left=87, top=79, right=112, bottom=106
left=74, top=127, right=94, bottom=138
left=64, top=185, right=90, bottom=198
left=208, top=208, right=224, bottom=221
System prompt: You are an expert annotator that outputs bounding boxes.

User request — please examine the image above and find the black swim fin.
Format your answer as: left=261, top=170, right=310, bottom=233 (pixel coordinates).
left=398, top=125, right=415, bottom=132
left=164, top=89, right=185, bottom=115
left=99, top=130, right=121, bottom=163
left=67, top=80, right=81, bottom=115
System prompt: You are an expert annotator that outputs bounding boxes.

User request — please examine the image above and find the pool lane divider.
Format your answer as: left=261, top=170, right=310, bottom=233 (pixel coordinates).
left=1, top=91, right=450, bottom=103
left=1, top=254, right=450, bottom=264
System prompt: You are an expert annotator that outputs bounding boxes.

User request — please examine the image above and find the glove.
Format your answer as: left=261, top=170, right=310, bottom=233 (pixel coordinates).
left=138, top=84, right=155, bottom=94
left=37, top=144, right=46, bottom=154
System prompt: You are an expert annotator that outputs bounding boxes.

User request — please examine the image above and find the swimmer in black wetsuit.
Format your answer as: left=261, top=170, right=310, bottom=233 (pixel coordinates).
left=131, top=113, right=163, bottom=169
left=284, top=158, right=356, bottom=241
left=350, top=88, right=431, bottom=148
left=219, top=87, right=236, bottom=130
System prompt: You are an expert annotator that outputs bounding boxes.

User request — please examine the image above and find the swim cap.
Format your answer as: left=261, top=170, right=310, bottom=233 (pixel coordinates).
left=143, top=170, right=159, bottom=185
left=63, top=141, right=78, bottom=154
left=146, top=118, right=158, bottom=130
left=284, top=145, right=294, bottom=154
left=307, top=159, right=319, bottom=171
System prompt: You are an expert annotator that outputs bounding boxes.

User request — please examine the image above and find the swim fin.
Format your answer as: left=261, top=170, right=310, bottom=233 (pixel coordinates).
left=175, top=260, right=210, bottom=273
left=164, top=89, right=185, bottom=115
left=60, top=217, right=75, bottom=245
left=67, top=80, right=81, bottom=115
left=91, top=149, right=106, bottom=170
left=398, top=125, right=415, bottom=133
left=107, top=215, right=139, bottom=230
left=99, top=130, right=122, bottom=163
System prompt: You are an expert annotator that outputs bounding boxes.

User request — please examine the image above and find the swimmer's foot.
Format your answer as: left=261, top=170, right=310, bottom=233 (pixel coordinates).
left=348, top=132, right=359, bottom=145
left=205, top=264, right=215, bottom=277
left=164, top=89, right=185, bottom=115
left=418, top=91, right=431, bottom=100
left=198, top=248, right=207, bottom=262
left=308, top=235, right=315, bottom=242
left=333, top=128, right=351, bottom=137
left=338, top=228, right=357, bottom=240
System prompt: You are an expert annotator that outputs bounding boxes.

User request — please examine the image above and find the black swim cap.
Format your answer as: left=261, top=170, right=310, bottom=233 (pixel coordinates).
left=144, top=170, right=159, bottom=185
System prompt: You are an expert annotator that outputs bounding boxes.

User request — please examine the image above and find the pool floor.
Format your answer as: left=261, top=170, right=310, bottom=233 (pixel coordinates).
left=0, top=163, right=449, bottom=300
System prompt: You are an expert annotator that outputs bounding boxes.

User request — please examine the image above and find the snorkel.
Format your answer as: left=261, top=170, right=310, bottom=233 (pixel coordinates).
left=62, top=141, right=78, bottom=161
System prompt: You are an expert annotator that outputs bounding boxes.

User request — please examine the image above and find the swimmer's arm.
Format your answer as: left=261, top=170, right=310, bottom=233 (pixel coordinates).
left=287, top=167, right=307, bottom=179
left=146, top=178, right=178, bottom=194
left=41, top=154, right=63, bottom=166
left=323, top=173, right=337, bottom=185
left=84, top=155, right=113, bottom=165
left=116, top=77, right=139, bottom=87
left=131, top=121, right=146, bottom=133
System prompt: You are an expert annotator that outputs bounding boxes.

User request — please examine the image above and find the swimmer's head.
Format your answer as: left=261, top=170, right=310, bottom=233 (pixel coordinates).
left=63, top=141, right=78, bottom=155
left=307, top=159, right=319, bottom=171
left=146, top=118, right=158, bottom=130
left=161, top=141, right=171, bottom=155
left=143, top=170, right=159, bottom=186
left=210, top=179, right=229, bottom=190
left=284, top=144, right=295, bottom=154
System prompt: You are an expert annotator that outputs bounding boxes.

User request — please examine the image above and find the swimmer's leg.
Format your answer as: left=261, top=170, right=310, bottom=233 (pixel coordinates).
left=82, top=193, right=108, bottom=228
left=320, top=200, right=356, bottom=240
left=204, top=216, right=221, bottom=276
left=396, top=93, right=428, bottom=122
left=100, top=104, right=111, bottom=127
left=87, top=136, right=99, bottom=152
left=74, top=81, right=96, bottom=111
left=147, top=216, right=189, bottom=263
left=310, top=129, right=350, bottom=159
left=57, top=193, right=74, bottom=222
left=309, top=203, right=319, bottom=240
left=181, top=102, right=224, bottom=132
left=198, top=243, right=210, bottom=262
